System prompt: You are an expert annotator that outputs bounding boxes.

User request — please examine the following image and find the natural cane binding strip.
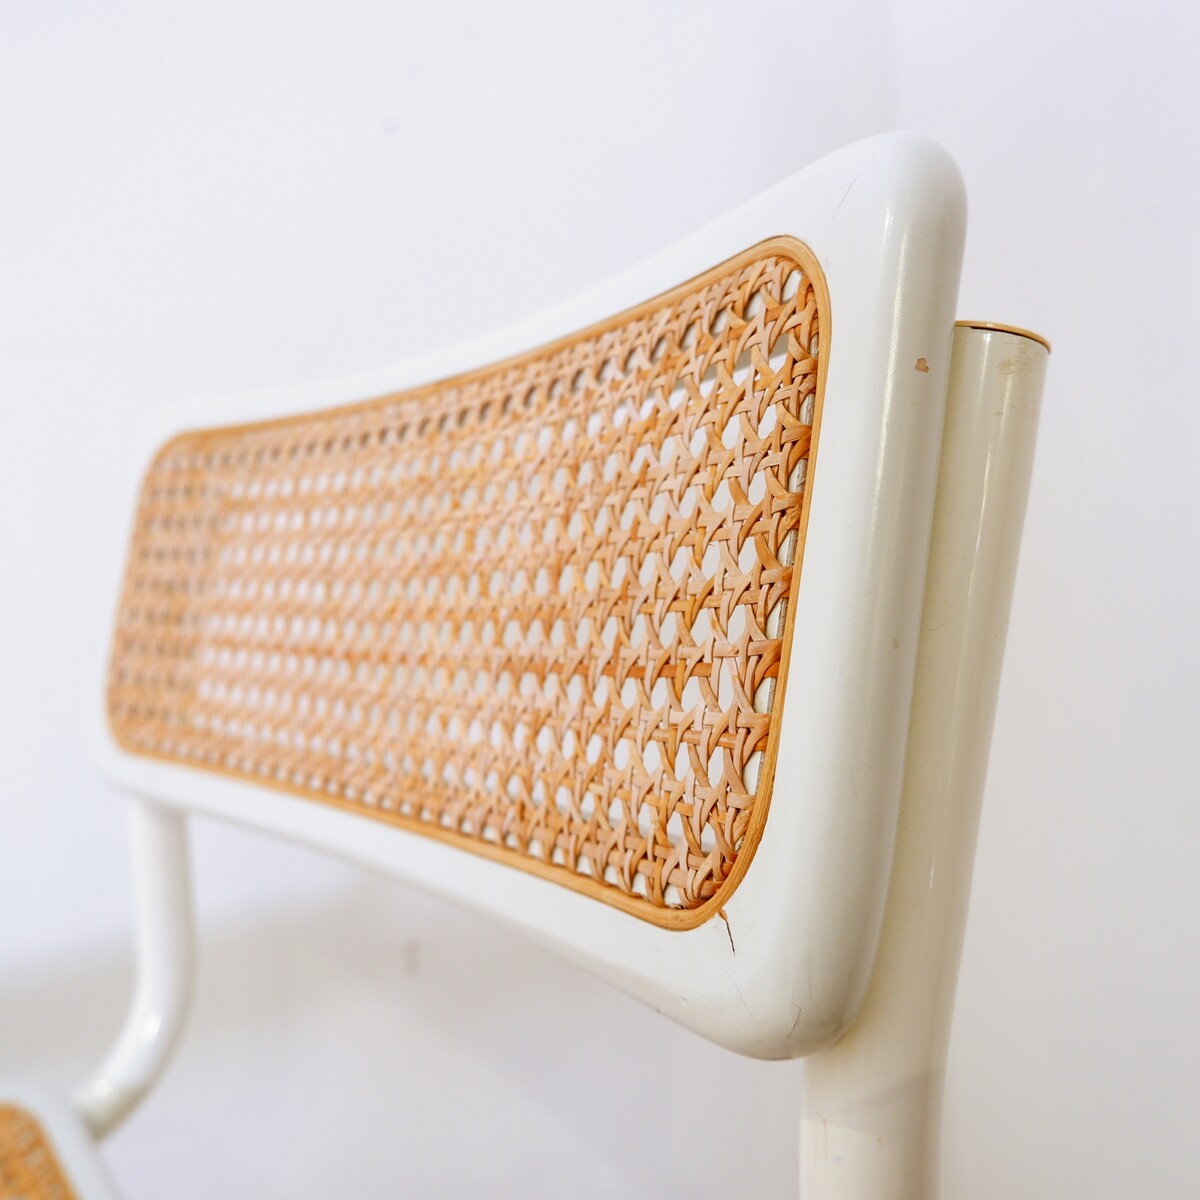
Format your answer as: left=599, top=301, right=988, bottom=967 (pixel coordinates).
left=0, top=1105, right=78, bottom=1200
left=107, top=238, right=828, bottom=928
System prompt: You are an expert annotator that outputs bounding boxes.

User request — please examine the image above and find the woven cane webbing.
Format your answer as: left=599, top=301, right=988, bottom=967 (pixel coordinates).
left=108, top=239, right=826, bottom=926
left=0, top=1106, right=78, bottom=1200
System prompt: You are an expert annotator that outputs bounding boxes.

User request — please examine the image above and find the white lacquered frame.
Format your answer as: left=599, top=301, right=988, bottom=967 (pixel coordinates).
left=800, top=324, right=1048, bottom=1197
left=82, top=135, right=985, bottom=1159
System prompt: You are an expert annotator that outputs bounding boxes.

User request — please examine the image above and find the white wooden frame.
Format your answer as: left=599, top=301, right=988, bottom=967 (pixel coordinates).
left=35, top=134, right=1046, bottom=1198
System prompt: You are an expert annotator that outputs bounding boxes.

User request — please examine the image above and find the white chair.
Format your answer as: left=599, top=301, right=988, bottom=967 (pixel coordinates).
left=0, top=132, right=1048, bottom=1200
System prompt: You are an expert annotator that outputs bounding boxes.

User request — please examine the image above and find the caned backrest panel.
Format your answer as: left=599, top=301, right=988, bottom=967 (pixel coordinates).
left=107, top=239, right=826, bottom=928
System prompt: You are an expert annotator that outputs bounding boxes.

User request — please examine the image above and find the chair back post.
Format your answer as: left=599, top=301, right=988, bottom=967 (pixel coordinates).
left=73, top=798, right=195, bottom=1138
left=799, top=324, right=1049, bottom=1198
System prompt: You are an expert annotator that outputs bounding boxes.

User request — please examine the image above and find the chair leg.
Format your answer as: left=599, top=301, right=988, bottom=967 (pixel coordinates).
left=73, top=798, right=195, bottom=1138
left=799, top=325, right=1047, bottom=1198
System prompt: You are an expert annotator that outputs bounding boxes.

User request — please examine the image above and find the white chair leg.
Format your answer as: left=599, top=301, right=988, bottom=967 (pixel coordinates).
left=73, top=798, right=195, bottom=1138
left=799, top=325, right=1048, bottom=1198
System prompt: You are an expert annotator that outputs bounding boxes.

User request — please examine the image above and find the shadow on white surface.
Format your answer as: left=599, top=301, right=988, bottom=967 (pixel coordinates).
left=1, top=874, right=804, bottom=1199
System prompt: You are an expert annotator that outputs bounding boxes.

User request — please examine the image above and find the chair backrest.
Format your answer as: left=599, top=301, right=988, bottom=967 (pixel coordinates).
left=95, top=133, right=968, bottom=1060
left=107, top=241, right=821, bottom=926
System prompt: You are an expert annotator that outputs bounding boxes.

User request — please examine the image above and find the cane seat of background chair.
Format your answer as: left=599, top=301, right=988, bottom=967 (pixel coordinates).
left=0, top=1106, right=73, bottom=1200
left=0, top=1092, right=120, bottom=1200
left=0, top=134, right=1047, bottom=1199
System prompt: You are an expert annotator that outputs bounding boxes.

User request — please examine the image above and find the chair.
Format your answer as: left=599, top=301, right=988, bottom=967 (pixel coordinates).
left=0, top=132, right=1048, bottom=1199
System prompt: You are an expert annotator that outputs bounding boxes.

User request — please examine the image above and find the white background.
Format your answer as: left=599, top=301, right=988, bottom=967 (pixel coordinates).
left=2, top=3, right=1197, bottom=1197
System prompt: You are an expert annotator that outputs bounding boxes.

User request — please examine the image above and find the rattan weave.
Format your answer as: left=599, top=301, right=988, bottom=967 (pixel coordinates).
left=108, top=239, right=827, bottom=926
left=0, top=1106, right=77, bottom=1200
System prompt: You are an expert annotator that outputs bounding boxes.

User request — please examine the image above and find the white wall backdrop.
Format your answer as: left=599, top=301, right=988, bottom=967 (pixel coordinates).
left=2, top=3, right=1197, bottom=1197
